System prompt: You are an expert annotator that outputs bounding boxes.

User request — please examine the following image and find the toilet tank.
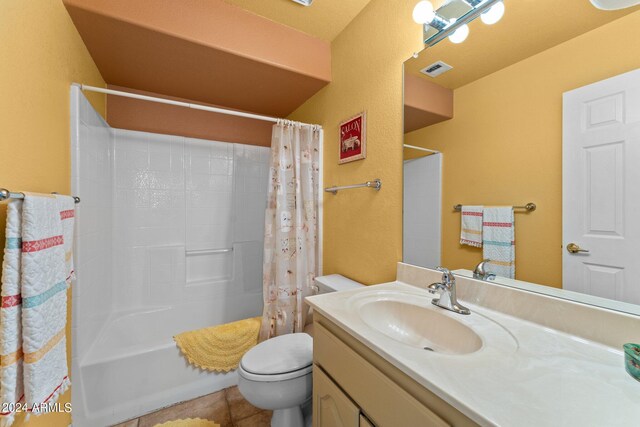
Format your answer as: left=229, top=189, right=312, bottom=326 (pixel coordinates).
left=314, top=274, right=364, bottom=294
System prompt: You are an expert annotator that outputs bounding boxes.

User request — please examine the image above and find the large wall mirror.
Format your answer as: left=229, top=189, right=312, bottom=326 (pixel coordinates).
left=403, top=0, right=640, bottom=315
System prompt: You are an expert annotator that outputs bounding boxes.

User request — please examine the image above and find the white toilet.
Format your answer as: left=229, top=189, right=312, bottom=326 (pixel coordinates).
left=237, top=274, right=363, bottom=427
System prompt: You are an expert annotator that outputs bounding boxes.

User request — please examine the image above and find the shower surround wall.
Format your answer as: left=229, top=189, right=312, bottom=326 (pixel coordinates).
left=70, top=87, right=268, bottom=426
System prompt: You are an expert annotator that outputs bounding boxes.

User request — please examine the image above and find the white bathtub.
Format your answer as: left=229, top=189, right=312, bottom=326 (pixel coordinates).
left=71, top=293, right=263, bottom=427
left=71, top=89, right=270, bottom=426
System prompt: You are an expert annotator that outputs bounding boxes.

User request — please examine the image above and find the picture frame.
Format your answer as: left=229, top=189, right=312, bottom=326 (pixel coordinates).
left=338, top=111, right=366, bottom=164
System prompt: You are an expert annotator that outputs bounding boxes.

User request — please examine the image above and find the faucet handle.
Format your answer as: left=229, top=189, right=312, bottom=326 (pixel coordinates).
left=435, top=266, right=455, bottom=286
left=427, top=282, right=445, bottom=294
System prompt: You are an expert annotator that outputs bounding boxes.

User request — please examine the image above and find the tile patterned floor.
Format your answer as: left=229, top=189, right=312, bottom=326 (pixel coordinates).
left=112, top=386, right=271, bottom=427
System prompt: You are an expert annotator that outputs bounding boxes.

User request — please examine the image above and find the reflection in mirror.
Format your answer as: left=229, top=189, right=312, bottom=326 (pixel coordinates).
left=403, top=0, right=640, bottom=315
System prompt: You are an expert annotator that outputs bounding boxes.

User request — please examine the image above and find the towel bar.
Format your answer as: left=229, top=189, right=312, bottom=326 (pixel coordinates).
left=0, top=188, right=81, bottom=204
left=325, top=179, right=382, bottom=195
left=453, top=203, right=536, bottom=212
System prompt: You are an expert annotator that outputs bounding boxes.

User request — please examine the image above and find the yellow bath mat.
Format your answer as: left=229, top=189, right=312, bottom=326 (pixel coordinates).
left=154, top=418, right=219, bottom=427
left=174, top=317, right=261, bottom=372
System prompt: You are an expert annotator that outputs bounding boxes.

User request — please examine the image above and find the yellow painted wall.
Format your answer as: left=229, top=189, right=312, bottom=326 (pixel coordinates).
left=289, top=0, right=425, bottom=285
left=0, top=1, right=105, bottom=425
left=405, top=11, right=640, bottom=288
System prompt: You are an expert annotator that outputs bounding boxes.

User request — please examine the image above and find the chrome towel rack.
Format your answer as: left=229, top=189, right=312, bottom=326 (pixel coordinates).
left=325, top=179, right=382, bottom=195
left=0, top=188, right=81, bottom=204
left=453, top=202, right=536, bottom=212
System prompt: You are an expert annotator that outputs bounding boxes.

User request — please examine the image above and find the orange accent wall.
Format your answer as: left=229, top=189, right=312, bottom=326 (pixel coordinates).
left=404, top=74, right=453, bottom=133
left=106, top=86, right=272, bottom=147
left=63, top=0, right=331, bottom=117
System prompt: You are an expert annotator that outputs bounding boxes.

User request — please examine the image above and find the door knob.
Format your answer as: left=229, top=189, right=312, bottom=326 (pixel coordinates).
left=566, top=243, right=589, bottom=254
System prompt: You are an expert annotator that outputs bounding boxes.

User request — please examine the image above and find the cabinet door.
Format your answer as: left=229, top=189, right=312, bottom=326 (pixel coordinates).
left=360, top=414, right=375, bottom=427
left=315, top=322, right=453, bottom=427
left=314, top=366, right=360, bottom=427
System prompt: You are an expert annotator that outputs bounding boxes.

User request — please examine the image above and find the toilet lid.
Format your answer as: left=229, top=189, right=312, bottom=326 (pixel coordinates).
left=241, top=333, right=313, bottom=375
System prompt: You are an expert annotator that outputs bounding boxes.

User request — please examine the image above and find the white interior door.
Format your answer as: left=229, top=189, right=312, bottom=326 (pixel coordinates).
left=403, top=153, right=442, bottom=268
left=563, top=68, right=640, bottom=304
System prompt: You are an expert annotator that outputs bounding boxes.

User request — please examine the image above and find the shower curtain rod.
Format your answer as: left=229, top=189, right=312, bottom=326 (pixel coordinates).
left=403, top=144, right=439, bottom=154
left=78, top=84, right=321, bottom=128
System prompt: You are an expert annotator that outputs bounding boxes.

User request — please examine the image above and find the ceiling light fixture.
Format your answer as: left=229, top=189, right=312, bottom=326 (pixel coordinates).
left=412, top=1, right=449, bottom=30
left=412, top=0, right=435, bottom=24
left=448, top=19, right=469, bottom=44
left=463, top=0, right=505, bottom=25
left=414, top=0, right=506, bottom=46
left=291, top=0, right=313, bottom=6
left=480, top=1, right=505, bottom=25
left=590, top=0, right=640, bottom=10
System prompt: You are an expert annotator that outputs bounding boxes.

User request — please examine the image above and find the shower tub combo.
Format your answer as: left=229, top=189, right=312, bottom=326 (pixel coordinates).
left=71, top=87, right=268, bottom=426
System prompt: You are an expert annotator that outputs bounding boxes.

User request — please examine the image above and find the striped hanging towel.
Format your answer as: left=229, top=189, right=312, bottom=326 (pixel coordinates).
left=21, top=194, right=72, bottom=418
left=482, top=207, right=515, bottom=279
left=0, top=201, right=25, bottom=427
left=0, top=194, right=74, bottom=426
left=460, top=206, right=483, bottom=247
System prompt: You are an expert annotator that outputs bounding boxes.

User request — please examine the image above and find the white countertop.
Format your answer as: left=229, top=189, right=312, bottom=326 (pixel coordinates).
left=306, top=281, right=640, bottom=427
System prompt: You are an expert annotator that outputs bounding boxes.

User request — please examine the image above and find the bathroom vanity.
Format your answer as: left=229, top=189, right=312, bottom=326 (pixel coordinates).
left=306, top=263, right=640, bottom=427
left=312, top=312, right=474, bottom=427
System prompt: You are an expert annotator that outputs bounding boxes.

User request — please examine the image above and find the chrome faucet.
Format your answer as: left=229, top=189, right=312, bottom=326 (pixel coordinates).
left=427, top=267, right=470, bottom=315
left=473, top=259, right=496, bottom=281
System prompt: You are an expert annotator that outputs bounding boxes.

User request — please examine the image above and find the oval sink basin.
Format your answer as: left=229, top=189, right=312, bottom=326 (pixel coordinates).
left=358, top=299, right=483, bottom=355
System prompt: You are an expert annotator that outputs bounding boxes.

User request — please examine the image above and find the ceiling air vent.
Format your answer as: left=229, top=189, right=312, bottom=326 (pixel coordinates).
left=420, top=61, right=453, bottom=78
left=291, top=0, right=313, bottom=5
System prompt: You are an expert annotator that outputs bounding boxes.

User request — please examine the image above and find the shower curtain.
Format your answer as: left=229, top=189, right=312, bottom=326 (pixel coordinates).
left=260, top=120, right=320, bottom=340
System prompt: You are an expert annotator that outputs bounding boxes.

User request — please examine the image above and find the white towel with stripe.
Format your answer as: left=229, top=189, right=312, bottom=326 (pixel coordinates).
left=21, top=194, right=72, bottom=416
left=0, top=200, right=25, bottom=427
left=460, top=206, right=483, bottom=247
left=0, top=194, right=73, bottom=426
left=482, top=207, right=515, bottom=279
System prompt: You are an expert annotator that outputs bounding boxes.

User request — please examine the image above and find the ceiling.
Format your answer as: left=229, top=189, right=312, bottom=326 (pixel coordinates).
left=405, top=0, right=640, bottom=89
left=221, top=0, right=373, bottom=41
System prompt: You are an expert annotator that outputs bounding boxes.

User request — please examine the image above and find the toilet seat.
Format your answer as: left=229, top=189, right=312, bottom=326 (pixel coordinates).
left=238, top=362, right=313, bottom=382
left=239, top=333, right=313, bottom=382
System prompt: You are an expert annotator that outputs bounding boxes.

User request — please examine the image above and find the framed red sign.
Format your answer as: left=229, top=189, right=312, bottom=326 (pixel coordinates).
left=338, top=111, right=366, bottom=164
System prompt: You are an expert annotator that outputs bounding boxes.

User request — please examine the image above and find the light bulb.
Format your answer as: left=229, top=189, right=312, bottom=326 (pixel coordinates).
left=413, top=1, right=435, bottom=24
left=448, top=19, right=469, bottom=44
left=481, top=1, right=504, bottom=25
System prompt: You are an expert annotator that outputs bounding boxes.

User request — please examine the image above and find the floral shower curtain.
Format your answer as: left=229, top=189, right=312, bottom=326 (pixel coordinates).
left=259, top=120, right=321, bottom=341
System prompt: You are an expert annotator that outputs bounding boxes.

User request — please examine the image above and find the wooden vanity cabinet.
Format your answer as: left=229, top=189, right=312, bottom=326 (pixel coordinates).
left=312, top=313, right=478, bottom=427
left=314, top=367, right=361, bottom=427
left=359, top=415, right=374, bottom=427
